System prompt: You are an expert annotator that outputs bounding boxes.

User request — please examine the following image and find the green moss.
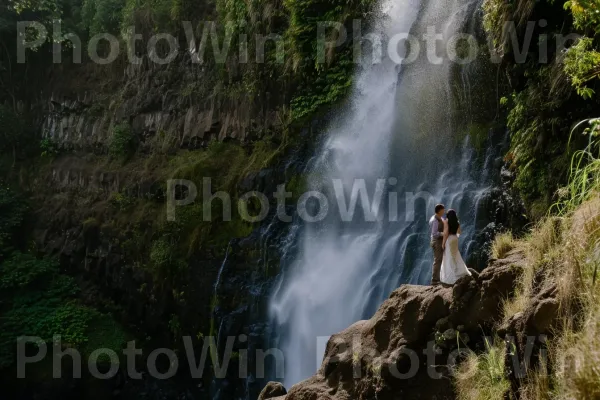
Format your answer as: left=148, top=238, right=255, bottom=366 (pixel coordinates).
left=459, top=123, right=492, bottom=153
left=168, top=137, right=282, bottom=193
left=286, top=173, right=307, bottom=201
left=148, top=234, right=187, bottom=280
left=109, top=192, right=136, bottom=211
left=82, top=217, right=100, bottom=231
left=82, top=313, right=129, bottom=362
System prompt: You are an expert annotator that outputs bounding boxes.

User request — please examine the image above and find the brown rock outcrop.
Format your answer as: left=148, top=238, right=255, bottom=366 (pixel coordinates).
left=258, top=382, right=288, bottom=400
left=264, top=252, right=525, bottom=400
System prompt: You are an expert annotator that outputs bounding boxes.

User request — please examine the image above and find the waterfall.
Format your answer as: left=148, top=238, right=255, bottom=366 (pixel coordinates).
left=270, top=0, right=493, bottom=389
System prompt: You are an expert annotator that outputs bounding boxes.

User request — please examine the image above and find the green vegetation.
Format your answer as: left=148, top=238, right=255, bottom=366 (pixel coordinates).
left=455, top=338, right=510, bottom=400
left=553, top=118, right=600, bottom=214
left=109, top=192, right=136, bottom=211
left=455, top=2, right=600, bottom=397
left=0, top=186, right=127, bottom=369
left=0, top=185, right=27, bottom=250
left=81, top=0, right=124, bottom=35
left=491, top=231, right=515, bottom=259
left=483, top=0, right=600, bottom=217
left=149, top=232, right=186, bottom=281
left=39, top=138, right=60, bottom=157
left=456, top=198, right=600, bottom=399
left=455, top=128, right=600, bottom=398
left=564, top=38, right=600, bottom=99
left=109, top=123, right=135, bottom=161
left=284, top=0, right=375, bottom=122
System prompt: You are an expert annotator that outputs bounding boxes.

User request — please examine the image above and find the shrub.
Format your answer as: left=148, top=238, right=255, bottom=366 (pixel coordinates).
left=149, top=235, right=186, bottom=281
left=109, top=192, right=136, bottom=211
left=0, top=252, right=127, bottom=367
left=40, top=137, right=60, bottom=157
left=109, top=123, right=135, bottom=160
left=81, top=0, right=125, bottom=35
left=564, top=38, right=600, bottom=99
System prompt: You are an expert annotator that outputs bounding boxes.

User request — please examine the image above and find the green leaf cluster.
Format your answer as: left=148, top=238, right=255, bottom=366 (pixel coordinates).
left=109, top=123, right=135, bottom=161
left=482, top=0, right=600, bottom=215
left=81, top=0, right=124, bottom=35
left=284, top=0, right=375, bottom=122
left=564, top=0, right=600, bottom=31
left=564, top=37, right=600, bottom=99
left=0, top=187, right=128, bottom=369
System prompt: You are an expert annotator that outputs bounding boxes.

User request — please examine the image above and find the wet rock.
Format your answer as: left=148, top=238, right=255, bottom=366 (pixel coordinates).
left=258, top=382, right=287, bottom=400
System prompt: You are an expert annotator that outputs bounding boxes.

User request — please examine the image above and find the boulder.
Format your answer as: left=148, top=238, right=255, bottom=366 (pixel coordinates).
left=258, top=382, right=287, bottom=400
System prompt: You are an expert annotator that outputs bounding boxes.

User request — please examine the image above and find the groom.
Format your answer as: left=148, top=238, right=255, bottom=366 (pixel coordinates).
left=429, top=204, right=445, bottom=286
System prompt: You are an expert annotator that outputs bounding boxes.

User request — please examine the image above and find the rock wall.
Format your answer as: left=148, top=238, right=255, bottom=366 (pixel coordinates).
left=40, top=54, right=285, bottom=151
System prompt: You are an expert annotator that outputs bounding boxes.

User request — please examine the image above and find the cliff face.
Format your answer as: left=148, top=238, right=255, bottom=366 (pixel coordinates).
left=41, top=56, right=284, bottom=152
left=261, top=198, right=600, bottom=400
left=2, top=0, right=372, bottom=396
left=260, top=252, right=526, bottom=400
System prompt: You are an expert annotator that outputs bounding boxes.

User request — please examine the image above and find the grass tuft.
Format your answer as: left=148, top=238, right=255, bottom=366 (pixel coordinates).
left=491, top=232, right=516, bottom=259
left=455, top=338, right=510, bottom=400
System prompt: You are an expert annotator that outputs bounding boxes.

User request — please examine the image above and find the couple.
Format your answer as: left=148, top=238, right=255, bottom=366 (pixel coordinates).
left=429, top=204, right=472, bottom=286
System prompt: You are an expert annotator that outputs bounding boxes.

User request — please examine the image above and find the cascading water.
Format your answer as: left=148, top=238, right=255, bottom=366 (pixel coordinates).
left=270, top=0, right=497, bottom=389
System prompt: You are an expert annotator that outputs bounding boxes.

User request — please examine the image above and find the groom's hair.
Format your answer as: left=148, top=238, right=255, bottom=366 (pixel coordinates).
left=435, top=204, right=445, bottom=213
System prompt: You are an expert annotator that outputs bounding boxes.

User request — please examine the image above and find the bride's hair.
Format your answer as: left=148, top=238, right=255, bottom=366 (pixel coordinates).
left=447, top=209, right=460, bottom=235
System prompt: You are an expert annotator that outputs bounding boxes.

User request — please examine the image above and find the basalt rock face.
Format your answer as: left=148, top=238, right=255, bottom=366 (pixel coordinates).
left=268, top=253, right=525, bottom=400
left=41, top=54, right=285, bottom=151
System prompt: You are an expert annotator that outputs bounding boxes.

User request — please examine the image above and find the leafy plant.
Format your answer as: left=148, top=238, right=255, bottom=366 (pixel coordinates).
left=564, top=37, right=600, bottom=99
left=0, top=186, right=127, bottom=368
left=109, top=192, right=136, bottom=211
left=564, top=0, right=600, bottom=31
left=39, top=137, right=60, bottom=157
left=81, top=0, right=124, bottom=35
left=0, top=252, right=127, bottom=367
left=168, top=314, right=181, bottom=337
left=109, top=123, right=135, bottom=161
left=148, top=231, right=187, bottom=281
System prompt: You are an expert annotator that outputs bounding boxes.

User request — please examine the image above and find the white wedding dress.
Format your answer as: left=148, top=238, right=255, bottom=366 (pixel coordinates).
left=440, top=234, right=472, bottom=285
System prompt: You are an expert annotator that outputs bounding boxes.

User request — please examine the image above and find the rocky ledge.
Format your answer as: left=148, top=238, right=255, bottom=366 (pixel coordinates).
left=260, top=251, right=526, bottom=400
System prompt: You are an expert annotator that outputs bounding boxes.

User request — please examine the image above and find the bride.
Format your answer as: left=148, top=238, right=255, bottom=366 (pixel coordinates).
left=440, top=209, right=472, bottom=285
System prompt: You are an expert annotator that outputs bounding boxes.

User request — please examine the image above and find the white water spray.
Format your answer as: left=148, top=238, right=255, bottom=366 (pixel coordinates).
left=270, top=0, right=493, bottom=388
